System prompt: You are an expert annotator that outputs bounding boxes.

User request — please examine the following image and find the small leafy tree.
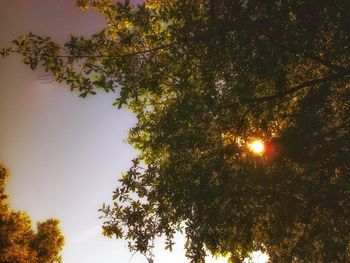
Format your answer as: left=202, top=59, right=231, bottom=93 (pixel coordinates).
left=0, top=164, right=64, bottom=263
left=2, top=0, right=350, bottom=262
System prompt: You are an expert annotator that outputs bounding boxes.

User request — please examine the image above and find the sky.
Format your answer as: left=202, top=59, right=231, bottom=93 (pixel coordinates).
left=0, top=1, right=268, bottom=262
left=0, top=1, right=230, bottom=262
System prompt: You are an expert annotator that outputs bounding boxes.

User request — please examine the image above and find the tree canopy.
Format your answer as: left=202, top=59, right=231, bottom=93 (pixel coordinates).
left=0, top=164, right=64, bottom=263
left=2, top=0, right=350, bottom=262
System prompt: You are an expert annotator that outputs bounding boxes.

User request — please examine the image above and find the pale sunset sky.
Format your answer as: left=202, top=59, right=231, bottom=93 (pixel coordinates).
left=0, top=1, right=266, bottom=262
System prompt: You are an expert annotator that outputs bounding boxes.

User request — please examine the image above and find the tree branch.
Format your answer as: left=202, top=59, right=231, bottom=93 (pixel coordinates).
left=57, top=42, right=176, bottom=59
left=286, top=223, right=308, bottom=263
left=242, top=71, right=350, bottom=104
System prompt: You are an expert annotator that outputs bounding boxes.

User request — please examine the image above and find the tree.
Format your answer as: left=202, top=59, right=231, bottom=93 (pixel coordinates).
left=2, top=0, right=350, bottom=262
left=0, top=164, right=64, bottom=263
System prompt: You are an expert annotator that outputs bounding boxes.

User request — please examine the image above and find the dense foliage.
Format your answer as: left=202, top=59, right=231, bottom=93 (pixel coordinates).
left=2, top=0, right=350, bottom=262
left=0, top=164, right=64, bottom=263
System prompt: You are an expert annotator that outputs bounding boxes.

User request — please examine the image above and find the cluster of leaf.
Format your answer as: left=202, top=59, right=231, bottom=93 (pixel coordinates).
left=0, top=164, right=64, bottom=263
left=2, top=0, right=350, bottom=262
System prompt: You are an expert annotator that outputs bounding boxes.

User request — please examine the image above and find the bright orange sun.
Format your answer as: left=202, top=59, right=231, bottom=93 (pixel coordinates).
left=249, top=140, right=265, bottom=154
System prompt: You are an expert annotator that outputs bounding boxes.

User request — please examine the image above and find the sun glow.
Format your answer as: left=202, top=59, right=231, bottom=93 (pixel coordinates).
left=249, top=140, right=265, bottom=154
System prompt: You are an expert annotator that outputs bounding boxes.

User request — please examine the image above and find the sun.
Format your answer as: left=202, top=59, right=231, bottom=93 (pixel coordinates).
left=249, top=140, right=265, bottom=154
